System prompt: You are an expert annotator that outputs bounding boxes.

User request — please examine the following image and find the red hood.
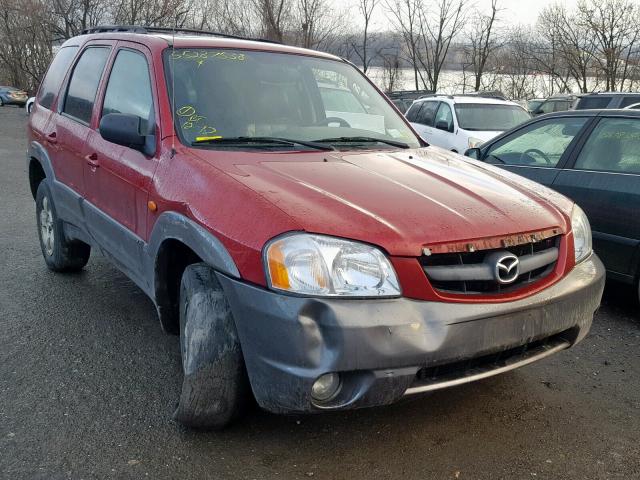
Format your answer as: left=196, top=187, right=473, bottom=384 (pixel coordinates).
left=209, top=147, right=573, bottom=256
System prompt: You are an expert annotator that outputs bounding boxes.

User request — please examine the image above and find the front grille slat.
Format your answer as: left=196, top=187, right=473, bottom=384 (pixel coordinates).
left=422, top=235, right=560, bottom=295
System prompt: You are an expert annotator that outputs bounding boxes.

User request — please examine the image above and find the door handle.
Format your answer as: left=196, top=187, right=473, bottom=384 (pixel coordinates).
left=85, top=153, right=99, bottom=169
left=46, top=132, right=57, bottom=144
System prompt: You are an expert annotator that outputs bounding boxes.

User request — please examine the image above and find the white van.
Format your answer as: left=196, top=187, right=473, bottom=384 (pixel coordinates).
left=406, top=95, right=531, bottom=153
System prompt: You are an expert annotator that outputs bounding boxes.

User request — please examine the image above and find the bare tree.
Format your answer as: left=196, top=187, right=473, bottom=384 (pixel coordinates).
left=295, top=0, right=341, bottom=49
left=380, top=47, right=401, bottom=91
left=417, top=0, right=466, bottom=92
left=464, top=0, right=500, bottom=92
left=350, top=0, right=379, bottom=73
left=251, top=0, right=291, bottom=42
left=538, top=4, right=598, bottom=93
left=578, top=0, right=640, bottom=91
left=385, top=0, right=423, bottom=90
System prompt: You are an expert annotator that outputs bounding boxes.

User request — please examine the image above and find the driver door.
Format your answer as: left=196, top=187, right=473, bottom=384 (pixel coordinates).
left=481, top=116, right=592, bottom=186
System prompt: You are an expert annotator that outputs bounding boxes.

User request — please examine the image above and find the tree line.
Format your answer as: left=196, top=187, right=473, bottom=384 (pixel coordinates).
left=1, top=0, right=639, bottom=99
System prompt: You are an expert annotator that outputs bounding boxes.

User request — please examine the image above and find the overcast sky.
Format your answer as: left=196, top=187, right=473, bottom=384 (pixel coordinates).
left=337, top=0, right=581, bottom=30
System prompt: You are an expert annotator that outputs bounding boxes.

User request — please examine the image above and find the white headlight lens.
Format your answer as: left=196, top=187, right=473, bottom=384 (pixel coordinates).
left=571, top=204, right=592, bottom=263
left=265, top=234, right=401, bottom=297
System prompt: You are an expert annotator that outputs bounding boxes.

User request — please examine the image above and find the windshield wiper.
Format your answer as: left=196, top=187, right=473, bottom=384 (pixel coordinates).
left=312, top=136, right=410, bottom=149
left=192, top=136, right=335, bottom=151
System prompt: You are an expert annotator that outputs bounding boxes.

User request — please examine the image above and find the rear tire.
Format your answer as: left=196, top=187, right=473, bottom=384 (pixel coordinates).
left=35, top=181, right=90, bottom=272
left=173, top=263, right=249, bottom=429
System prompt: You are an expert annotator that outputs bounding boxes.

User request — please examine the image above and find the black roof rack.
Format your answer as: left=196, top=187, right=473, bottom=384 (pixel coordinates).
left=81, top=25, right=282, bottom=45
left=418, top=92, right=508, bottom=101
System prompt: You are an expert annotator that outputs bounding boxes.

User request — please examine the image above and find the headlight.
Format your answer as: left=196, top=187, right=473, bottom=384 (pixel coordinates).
left=468, top=137, right=484, bottom=148
left=571, top=204, right=592, bottom=263
left=265, top=233, right=401, bottom=297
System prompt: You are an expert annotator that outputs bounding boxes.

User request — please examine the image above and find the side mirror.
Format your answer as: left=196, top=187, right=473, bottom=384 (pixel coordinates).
left=465, top=147, right=482, bottom=160
left=435, top=120, right=451, bottom=132
left=99, top=113, right=150, bottom=153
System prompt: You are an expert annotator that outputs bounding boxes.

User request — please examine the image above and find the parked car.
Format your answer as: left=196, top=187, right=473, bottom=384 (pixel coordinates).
left=465, top=109, right=640, bottom=302
left=0, top=86, right=28, bottom=106
left=406, top=94, right=531, bottom=152
left=25, top=96, right=35, bottom=114
left=575, top=92, right=640, bottom=110
left=623, top=102, right=640, bottom=110
left=529, top=95, right=578, bottom=116
left=386, top=89, right=433, bottom=113
left=27, top=25, right=604, bottom=428
left=527, top=98, right=546, bottom=113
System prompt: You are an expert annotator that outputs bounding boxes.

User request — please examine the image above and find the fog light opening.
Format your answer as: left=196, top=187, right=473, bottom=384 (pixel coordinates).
left=311, top=372, right=341, bottom=402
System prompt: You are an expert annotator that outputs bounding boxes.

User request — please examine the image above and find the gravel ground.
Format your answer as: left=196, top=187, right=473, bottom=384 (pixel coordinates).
left=1, top=106, right=639, bottom=480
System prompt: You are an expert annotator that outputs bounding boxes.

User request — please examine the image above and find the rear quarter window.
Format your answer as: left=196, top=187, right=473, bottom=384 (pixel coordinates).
left=37, top=46, right=79, bottom=110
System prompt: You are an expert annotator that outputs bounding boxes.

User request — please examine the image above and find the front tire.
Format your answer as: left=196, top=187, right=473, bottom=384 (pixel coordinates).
left=174, top=263, right=249, bottom=429
left=35, top=181, right=90, bottom=272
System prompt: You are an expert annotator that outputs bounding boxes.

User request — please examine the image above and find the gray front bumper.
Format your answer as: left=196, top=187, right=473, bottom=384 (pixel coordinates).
left=218, top=254, right=605, bottom=414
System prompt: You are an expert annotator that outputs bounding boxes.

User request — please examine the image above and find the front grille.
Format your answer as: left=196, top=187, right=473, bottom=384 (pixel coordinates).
left=421, top=235, right=560, bottom=295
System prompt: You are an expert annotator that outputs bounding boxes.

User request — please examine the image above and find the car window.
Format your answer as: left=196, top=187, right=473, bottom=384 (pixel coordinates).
left=37, top=46, right=79, bottom=110
left=485, top=117, right=588, bottom=167
left=319, top=87, right=365, bottom=113
left=553, top=101, right=569, bottom=112
left=63, top=47, right=110, bottom=124
left=165, top=49, right=421, bottom=148
left=102, top=49, right=154, bottom=133
left=574, top=118, right=640, bottom=174
left=434, top=102, right=453, bottom=130
left=539, top=101, right=555, bottom=114
left=415, top=101, right=438, bottom=127
left=619, top=96, right=640, bottom=109
left=454, top=104, right=530, bottom=131
left=528, top=100, right=543, bottom=112
left=405, top=102, right=423, bottom=122
left=576, top=96, right=611, bottom=110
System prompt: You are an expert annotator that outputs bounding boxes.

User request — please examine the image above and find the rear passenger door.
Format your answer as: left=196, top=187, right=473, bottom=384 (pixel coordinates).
left=552, top=116, right=640, bottom=281
left=480, top=116, right=590, bottom=186
left=82, top=42, right=159, bottom=278
left=51, top=43, right=112, bottom=225
left=410, top=100, right=438, bottom=145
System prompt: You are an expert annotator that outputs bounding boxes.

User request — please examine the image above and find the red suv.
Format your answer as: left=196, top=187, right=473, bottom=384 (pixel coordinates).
left=27, top=26, right=605, bottom=428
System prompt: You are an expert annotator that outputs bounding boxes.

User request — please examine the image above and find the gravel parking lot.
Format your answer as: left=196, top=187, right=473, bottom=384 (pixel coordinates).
left=1, top=106, right=639, bottom=480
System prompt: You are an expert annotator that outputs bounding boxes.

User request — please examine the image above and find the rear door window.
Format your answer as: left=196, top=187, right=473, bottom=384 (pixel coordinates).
left=405, top=102, right=423, bottom=122
left=415, top=101, right=438, bottom=126
left=574, top=118, right=640, bottom=174
left=37, top=46, right=79, bottom=110
left=101, top=49, right=154, bottom=133
left=63, top=47, right=110, bottom=124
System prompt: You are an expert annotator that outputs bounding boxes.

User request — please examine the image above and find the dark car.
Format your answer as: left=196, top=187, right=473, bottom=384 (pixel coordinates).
left=529, top=95, right=577, bottom=116
left=465, top=110, right=640, bottom=302
left=575, top=92, right=640, bottom=110
left=386, top=90, right=433, bottom=113
left=0, top=86, right=28, bottom=106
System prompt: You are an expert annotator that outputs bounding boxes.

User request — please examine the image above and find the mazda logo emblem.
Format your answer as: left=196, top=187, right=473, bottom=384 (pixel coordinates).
left=495, top=253, right=520, bottom=284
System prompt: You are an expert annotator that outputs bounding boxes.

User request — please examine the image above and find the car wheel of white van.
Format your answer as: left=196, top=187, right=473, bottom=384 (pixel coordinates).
left=35, top=181, right=90, bottom=272
left=174, top=263, right=249, bottom=429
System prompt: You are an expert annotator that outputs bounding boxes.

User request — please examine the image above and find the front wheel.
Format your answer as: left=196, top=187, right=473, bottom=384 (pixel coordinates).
left=174, top=263, right=249, bottom=429
left=35, top=181, right=90, bottom=272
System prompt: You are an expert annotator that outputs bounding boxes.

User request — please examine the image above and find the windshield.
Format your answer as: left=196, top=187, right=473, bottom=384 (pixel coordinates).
left=164, top=49, right=421, bottom=150
left=455, top=104, right=531, bottom=131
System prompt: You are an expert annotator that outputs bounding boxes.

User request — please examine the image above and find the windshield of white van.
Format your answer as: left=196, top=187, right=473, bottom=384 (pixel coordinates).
left=455, top=104, right=531, bottom=131
left=164, top=49, right=421, bottom=150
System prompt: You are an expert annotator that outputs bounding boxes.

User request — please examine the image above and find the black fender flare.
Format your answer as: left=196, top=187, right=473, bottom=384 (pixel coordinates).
left=146, top=212, right=241, bottom=332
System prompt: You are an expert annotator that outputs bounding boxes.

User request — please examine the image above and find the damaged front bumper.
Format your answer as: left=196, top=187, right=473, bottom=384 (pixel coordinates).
left=217, top=254, right=605, bottom=414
